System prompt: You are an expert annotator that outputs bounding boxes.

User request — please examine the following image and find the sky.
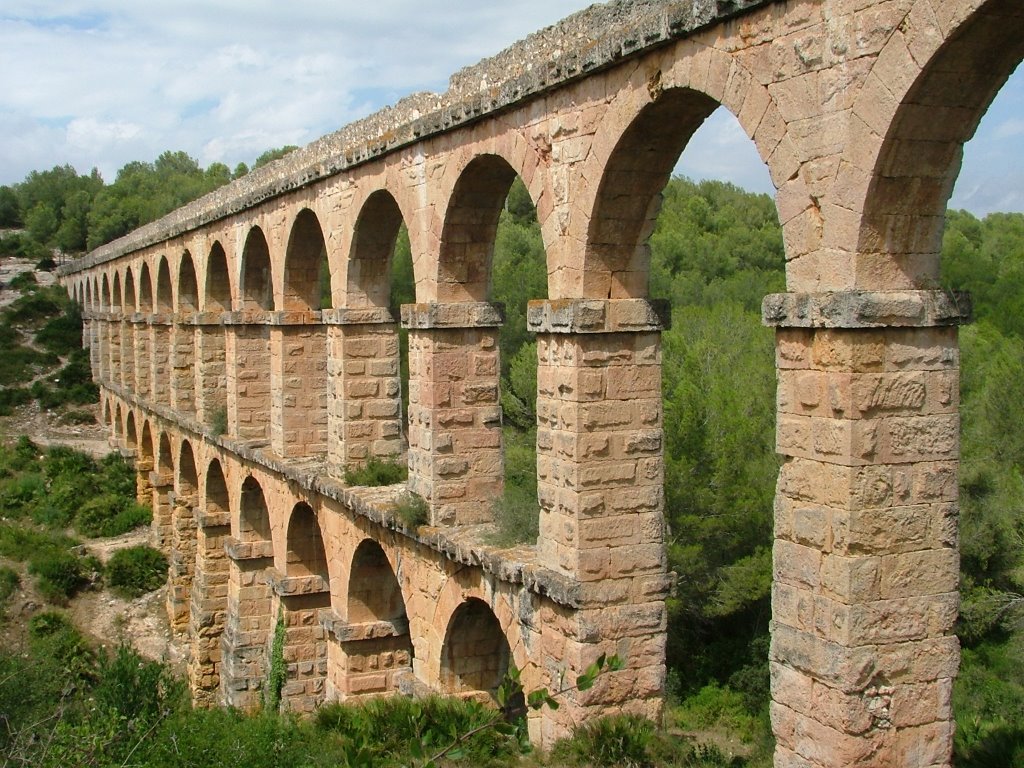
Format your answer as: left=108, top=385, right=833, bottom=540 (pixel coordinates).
left=0, top=1, right=1021, bottom=217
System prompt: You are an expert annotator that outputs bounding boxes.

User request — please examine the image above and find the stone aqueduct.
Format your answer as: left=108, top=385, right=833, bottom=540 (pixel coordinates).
left=58, top=0, right=1022, bottom=764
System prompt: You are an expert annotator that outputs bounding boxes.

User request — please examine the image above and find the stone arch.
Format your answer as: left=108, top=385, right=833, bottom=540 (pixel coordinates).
left=346, top=189, right=406, bottom=309
left=157, top=432, right=174, bottom=475
left=436, top=154, right=520, bottom=302
left=92, top=276, right=100, bottom=311
left=330, top=538, right=414, bottom=698
left=204, top=458, right=229, bottom=513
left=347, top=539, right=406, bottom=624
left=112, top=271, right=122, bottom=310
left=156, top=257, right=173, bottom=313
left=205, top=241, right=232, bottom=311
left=284, top=208, right=329, bottom=311
left=221, top=473, right=275, bottom=708
left=112, top=401, right=123, bottom=440
left=285, top=502, right=328, bottom=579
left=178, top=250, right=199, bottom=312
left=240, top=226, right=274, bottom=311
left=138, top=262, right=154, bottom=314
left=101, top=398, right=111, bottom=428
left=848, top=0, right=1024, bottom=290
left=124, top=267, right=137, bottom=312
left=168, top=438, right=200, bottom=630
left=124, top=410, right=138, bottom=450
left=439, top=598, right=511, bottom=698
left=150, top=430, right=176, bottom=550
left=582, top=87, right=719, bottom=298
left=238, top=475, right=271, bottom=542
left=139, top=420, right=155, bottom=467
left=190, top=457, right=232, bottom=703
left=101, top=274, right=110, bottom=310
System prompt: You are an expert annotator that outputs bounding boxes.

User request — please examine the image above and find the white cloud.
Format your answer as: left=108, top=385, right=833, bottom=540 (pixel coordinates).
left=66, top=117, right=142, bottom=148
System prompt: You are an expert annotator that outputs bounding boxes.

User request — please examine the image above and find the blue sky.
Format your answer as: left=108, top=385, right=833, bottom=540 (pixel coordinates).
left=0, top=1, right=1020, bottom=217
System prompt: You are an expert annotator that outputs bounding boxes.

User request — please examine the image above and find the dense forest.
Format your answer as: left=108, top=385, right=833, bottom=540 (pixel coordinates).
left=0, top=152, right=1022, bottom=765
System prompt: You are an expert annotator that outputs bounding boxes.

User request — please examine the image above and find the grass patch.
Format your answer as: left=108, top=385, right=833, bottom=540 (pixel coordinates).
left=106, top=545, right=166, bottom=598
left=344, top=455, right=408, bottom=487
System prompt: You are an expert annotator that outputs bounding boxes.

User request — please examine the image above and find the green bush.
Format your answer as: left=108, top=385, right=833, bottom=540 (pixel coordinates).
left=344, top=456, right=408, bottom=487
left=393, top=492, right=428, bottom=528
left=3, top=286, right=65, bottom=325
left=0, top=385, right=32, bottom=415
left=314, top=694, right=524, bottom=766
left=75, top=493, right=150, bottom=538
left=209, top=405, right=228, bottom=436
left=490, top=482, right=539, bottom=547
left=106, top=545, right=166, bottom=598
left=59, top=408, right=95, bottom=425
left=27, top=610, right=97, bottom=683
left=94, top=644, right=182, bottom=727
left=0, top=471, right=46, bottom=518
left=28, top=550, right=88, bottom=603
left=35, top=256, right=57, bottom=271
left=7, top=271, right=37, bottom=291
left=550, top=714, right=657, bottom=768
left=35, top=303, right=83, bottom=355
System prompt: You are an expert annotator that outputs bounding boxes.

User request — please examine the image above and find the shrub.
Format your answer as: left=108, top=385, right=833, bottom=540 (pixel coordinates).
left=3, top=287, right=65, bottom=325
left=314, top=694, right=523, bottom=766
left=59, top=408, right=95, bottom=425
left=27, top=610, right=97, bottom=683
left=28, top=550, right=88, bottom=603
left=94, top=644, right=182, bottom=727
left=7, top=271, right=37, bottom=291
left=209, top=405, right=228, bottom=436
left=99, top=451, right=138, bottom=499
left=344, top=455, right=407, bottom=487
left=0, top=386, right=32, bottom=415
left=550, top=714, right=657, bottom=768
left=0, top=471, right=46, bottom=518
left=106, top=545, right=166, bottom=598
left=35, top=256, right=57, bottom=271
left=393, top=491, right=428, bottom=528
left=35, top=304, right=83, bottom=355
left=75, top=493, right=150, bottom=538
left=490, top=483, right=539, bottom=547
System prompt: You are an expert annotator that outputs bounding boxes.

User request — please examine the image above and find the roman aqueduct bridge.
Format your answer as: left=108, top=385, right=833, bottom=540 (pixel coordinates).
left=59, top=0, right=1021, bottom=764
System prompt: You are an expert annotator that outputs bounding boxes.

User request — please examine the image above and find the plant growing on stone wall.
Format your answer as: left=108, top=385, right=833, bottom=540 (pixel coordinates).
left=264, top=610, right=286, bottom=712
left=209, top=405, right=228, bottom=437
left=393, top=491, right=428, bottom=529
left=343, top=456, right=407, bottom=487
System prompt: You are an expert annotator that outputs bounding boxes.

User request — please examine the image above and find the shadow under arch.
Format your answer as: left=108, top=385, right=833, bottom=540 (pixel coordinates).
left=436, top=153, right=521, bottom=303
left=284, top=208, right=329, bottom=311
left=583, top=87, right=719, bottom=299
left=166, top=440, right=199, bottom=633
left=240, top=226, right=274, bottom=312
left=189, top=457, right=232, bottom=704
left=220, top=474, right=276, bottom=709
left=439, top=597, right=511, bottom=700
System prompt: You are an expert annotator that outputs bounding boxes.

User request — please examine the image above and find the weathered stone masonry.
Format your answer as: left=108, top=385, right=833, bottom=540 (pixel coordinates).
left=65, top=1, right=1022, bottom=765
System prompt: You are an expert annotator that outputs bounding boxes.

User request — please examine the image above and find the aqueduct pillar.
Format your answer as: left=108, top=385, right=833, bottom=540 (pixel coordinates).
left=764, top=291, right=967, bottom=767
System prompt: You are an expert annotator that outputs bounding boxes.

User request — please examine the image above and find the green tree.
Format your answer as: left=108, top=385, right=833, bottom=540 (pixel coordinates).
left=0, top=186, right=20, bottom=227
